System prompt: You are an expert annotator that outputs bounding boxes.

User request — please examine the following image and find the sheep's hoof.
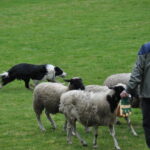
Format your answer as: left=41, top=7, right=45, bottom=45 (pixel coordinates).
left=71, top=131, right=76, bottom=136
left=52, top=125, right=57, bottom=130
left=41, top=128, right=46, bottom=132
left=52, top=127, right=57, bottom=130
left=133, top=132, right=138, bottom=136
left=67, top=141, right=72, bottom=144
left=93, top=145, right=98, bottom=149
left=115, top=146, right=121, bottom=150
left=116, top=120, right=121, bottom=125
left=85, top=127, right=91, bottom=133
left=82, top=141, right=88, bottom=147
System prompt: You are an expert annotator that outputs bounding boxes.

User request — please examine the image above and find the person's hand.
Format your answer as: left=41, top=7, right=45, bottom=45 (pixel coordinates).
left=120, top=90, right=129, bottom=98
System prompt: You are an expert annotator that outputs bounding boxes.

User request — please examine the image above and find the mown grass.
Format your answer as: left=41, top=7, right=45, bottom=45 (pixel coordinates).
left=0, top=0, right=150, bottom=150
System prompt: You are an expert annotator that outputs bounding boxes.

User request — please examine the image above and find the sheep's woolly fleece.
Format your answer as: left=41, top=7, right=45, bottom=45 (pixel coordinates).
left=104, top=73, right=131, bottom=86
left=59, top=89, right=116, bottom=126
left=33, top=82, right=68, bottom=114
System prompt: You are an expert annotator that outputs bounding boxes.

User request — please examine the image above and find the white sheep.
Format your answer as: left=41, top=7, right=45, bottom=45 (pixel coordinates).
left=33, top=77, right=85, bottom=131
left=85, top=84, right=137, bottom=136
left=104, top=73, right=131, bottom=87
left=104, top=73, right=139, bottom=135
left=59, top=84, right=126, bottom=150
left=85, top=85, right=109, bottom=92
left=103, top=73, right=140, bottom=108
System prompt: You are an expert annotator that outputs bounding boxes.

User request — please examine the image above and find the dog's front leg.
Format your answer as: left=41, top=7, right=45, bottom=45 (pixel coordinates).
left=24, top=79, right=31, bottom=89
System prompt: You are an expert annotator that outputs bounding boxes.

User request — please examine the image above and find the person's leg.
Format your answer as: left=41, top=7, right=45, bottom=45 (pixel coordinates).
left=141, top=98, right=150, bottom=148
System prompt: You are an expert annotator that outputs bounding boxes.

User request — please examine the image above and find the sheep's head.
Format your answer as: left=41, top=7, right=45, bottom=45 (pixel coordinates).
left=109, top=83, right=126, bottom=97
left=64, top=77, right=85, bottom=90
left=107, top=83, right=126, bottom=113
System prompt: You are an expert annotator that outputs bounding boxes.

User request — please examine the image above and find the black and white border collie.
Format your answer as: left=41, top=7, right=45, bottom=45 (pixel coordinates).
left=0, top=63, right=67, bottom=89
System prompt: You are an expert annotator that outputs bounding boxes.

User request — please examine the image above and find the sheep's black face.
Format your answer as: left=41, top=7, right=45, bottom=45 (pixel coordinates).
left=70, top=78, right=85, bottom=90
left=54, top=66, right=67, bottom=77
left=64, top=77, right=85, bottom=90
left=107, top=84, right=126, bottom=113
left=113, top=86, right=125, bottom=95
left=109, top=84, right=126, bottom=96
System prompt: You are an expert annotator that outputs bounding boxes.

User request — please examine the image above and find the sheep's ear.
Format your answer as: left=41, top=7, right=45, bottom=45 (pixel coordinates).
left=64, top=79, right=71, bottom=82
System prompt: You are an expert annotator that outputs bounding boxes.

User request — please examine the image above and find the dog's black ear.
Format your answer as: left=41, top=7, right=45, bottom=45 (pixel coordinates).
left=55, top=66, right=63, bottom=72
left=54, top=66, right=63, bottom=76
left=55, top=66, right=60, bottom=71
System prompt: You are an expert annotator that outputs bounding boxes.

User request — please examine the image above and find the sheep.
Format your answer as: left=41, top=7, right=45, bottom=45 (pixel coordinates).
left=103, top=73, right=140, bottom=108
left=59, top=83, right=126, bottom=150
left=33, top=77, right=85, bottom=131
left=104, top=73, right=139, bottom=134
left=85, top=84, right=137, bottom=136
left=85, top=85, right=109, bottom=93
left=104, top=73, right=131, bottom=87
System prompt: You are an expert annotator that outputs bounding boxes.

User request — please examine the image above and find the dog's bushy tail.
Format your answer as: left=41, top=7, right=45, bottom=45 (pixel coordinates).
left=0, top=72, right=8, bottom=88
left=0, top=72, right=9, bottom=78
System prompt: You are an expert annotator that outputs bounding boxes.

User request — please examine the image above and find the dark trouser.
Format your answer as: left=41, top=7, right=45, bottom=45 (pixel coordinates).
left=141, top=98, right=150, bottom=148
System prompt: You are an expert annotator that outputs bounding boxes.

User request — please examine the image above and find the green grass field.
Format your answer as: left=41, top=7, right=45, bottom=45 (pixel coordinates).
left=0, top=0, right=150, bottom=149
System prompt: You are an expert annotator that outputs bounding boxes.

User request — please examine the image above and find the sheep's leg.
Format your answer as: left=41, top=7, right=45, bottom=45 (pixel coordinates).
left=74, top=129, right=87, bottom=146
left=71, top=121, right=77, bottom=136
left=93, top=126, right=98, bottom=148
left=72, top=123, right=87, bottom=146
left=63, top=119, right=67, bottom=131
left=85, top=126, right=91, bottom=133
left=66, top=120, right=87, bottom=146
left=109, top=125, right=121, bottom=150
left=66, top=121, right=73, bottom=144
left=124, top=116, right=137, bottom=136
left=36, top=114, right=46, bottom=131
left=115, top=117, right=121, bottom=125
left=45, top=111, right=57, bottom=129
left=65, top=120, right=76, bottom=136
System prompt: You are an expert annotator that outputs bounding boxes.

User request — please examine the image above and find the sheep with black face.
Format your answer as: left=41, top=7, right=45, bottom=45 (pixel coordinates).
left=85, top=84, right=137, bottom=136
left=59, top=84, right=125, bottom=150
left=33, top=77, right=85, bottom=131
